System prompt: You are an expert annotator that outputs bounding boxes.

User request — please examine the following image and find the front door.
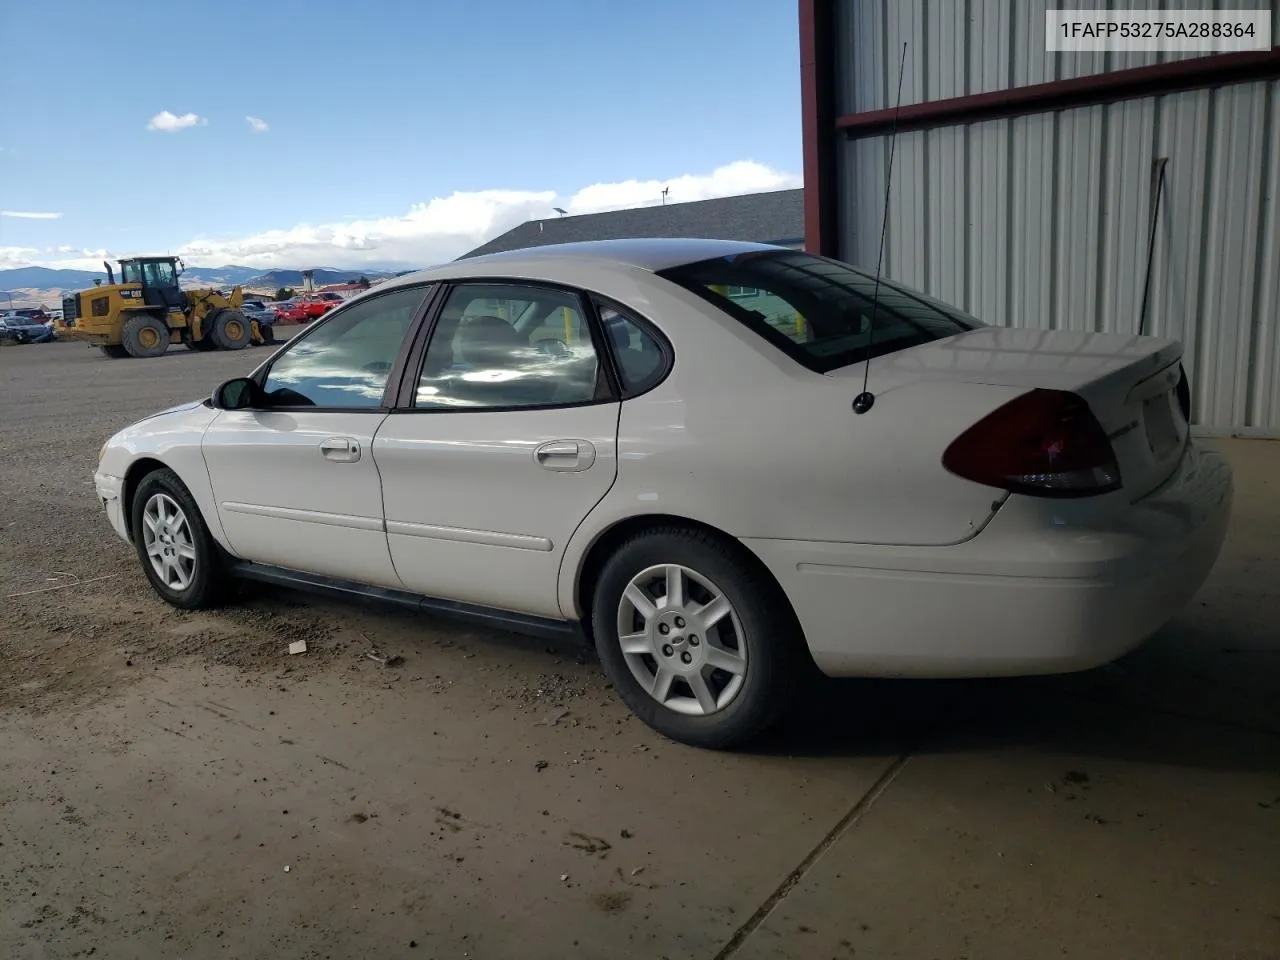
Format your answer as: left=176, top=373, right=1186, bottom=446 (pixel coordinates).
left=202, top=285, right=431, bottom=586
left=373, top=282, right=620, bottom=619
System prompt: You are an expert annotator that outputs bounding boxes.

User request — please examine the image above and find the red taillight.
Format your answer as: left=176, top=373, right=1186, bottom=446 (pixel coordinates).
left=942, top=389, right=1122, bottom=498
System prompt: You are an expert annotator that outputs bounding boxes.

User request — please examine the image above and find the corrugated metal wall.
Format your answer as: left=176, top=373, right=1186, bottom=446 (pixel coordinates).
left=836, top=0, right=1277, bottom=112
left=832, top=1, right=1280, bottom=433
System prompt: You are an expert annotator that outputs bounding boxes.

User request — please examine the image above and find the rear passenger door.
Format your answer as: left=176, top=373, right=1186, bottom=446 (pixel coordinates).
left=372, top=282, right=620, bottom=619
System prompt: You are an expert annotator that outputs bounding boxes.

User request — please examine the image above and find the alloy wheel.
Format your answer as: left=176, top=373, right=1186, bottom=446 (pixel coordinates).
left=615, top=563, right=748, bottom=716
left=142, top=492, right=197, bottom=591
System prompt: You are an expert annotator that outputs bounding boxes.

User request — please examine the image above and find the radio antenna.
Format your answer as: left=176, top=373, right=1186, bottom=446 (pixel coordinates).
left=853, top=41, right=908, bottom=416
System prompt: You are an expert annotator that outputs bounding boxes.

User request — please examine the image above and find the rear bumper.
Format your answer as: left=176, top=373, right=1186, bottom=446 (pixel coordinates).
left=744, top=444, right=1233, bottom=678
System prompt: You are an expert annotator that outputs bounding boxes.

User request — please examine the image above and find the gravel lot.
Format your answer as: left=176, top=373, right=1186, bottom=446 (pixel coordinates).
left=2, top=336, right=1278, bottom=960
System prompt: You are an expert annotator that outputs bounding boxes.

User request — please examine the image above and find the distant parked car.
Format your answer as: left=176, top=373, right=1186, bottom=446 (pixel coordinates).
left=273, top=301, right=309, bottom=324
left=239, top=301, right=278, bottom=345
left=10, top=308, right=52, bottom=324
left=298, top=294, right=341, bottom=320
left=0, top=314, right=56, bottom=343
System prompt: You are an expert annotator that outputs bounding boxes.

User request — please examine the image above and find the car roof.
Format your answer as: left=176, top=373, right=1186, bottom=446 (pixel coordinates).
left=380, top=238, right=784, bottom=290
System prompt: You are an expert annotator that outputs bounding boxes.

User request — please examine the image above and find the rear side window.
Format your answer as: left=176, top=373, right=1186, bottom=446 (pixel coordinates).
left=593, top=298, right=669, bottom=397
left=658, top=249, right=984, bottom=373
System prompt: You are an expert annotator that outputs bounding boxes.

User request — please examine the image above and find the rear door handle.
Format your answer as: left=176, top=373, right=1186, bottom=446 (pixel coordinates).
left=534, top=440, right=595, bottom=472
left=320, top=437, right=361, bottom=463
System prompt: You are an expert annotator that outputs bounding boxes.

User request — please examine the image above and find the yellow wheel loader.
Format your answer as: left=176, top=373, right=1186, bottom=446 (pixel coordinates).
left=63, top=256, right=274, bottom=359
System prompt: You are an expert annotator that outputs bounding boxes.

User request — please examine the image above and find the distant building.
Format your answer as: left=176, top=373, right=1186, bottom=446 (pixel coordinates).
left=459, top=188, right=804, bottom=259
left=317, top=281, right=369, bottom=299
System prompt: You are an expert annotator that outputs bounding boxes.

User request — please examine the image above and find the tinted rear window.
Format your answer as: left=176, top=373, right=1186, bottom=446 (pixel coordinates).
left=658, top=249, right=984, bottom=373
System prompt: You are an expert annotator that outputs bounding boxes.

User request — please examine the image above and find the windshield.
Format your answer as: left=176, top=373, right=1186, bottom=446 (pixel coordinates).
left=120, top=261, right=142, bottom=284
left=658, top=249, right=985, bottom=373
left=143, top=260, right=177, bottom=286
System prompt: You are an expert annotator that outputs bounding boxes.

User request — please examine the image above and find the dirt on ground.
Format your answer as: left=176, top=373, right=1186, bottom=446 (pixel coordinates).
left=2, top=337, right=1278, bottom=960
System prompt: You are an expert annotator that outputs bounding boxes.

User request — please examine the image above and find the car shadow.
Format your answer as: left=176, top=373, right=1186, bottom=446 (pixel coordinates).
left=745, top=613, right=1280, bottom=777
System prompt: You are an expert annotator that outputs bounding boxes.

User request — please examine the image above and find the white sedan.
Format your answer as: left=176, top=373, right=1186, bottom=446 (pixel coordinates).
left=94, top=239, right=1233, bottom=748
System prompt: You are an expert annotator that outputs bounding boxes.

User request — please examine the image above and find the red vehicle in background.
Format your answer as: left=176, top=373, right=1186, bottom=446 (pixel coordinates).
left=298, top=292, right=345, bottom=320
left=272, top=300, right=310, bottom=324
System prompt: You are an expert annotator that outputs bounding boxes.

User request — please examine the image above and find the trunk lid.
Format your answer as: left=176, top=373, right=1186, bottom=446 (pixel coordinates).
left=832, top=327, right=1189, bottom=502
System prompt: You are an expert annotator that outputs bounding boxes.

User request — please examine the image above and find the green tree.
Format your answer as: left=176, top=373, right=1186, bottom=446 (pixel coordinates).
left=358, top=276, right=371, bottom=289
left=275, top=287, right=296, bottom=301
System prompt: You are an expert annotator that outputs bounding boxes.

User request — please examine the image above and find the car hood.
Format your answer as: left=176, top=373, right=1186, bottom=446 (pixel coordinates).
left=137, top=399, right=208, bottom=423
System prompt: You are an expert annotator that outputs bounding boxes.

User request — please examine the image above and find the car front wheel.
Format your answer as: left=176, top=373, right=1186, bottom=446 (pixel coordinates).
left=591, top=527, right=805, bottom=750
left=131, top=468, right=229, bottom=609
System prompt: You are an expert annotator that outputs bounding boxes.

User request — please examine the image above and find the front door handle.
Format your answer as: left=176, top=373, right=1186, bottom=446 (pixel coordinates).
left=534, top=439, right=596, bottom=472
left=320, top=437, right=361, bottom=463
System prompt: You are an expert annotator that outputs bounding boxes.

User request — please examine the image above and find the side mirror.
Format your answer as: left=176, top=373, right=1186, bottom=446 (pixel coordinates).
left=211, top=377, right=261, bottom=410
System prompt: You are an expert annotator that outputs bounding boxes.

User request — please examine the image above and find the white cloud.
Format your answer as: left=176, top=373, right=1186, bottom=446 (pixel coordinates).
left=177, top=161, right=800, bottom=270
left=567, top=160, right=799, bottom=214
left=0, top=246, right=41, bottom=269
left=246, top=116, right=269, bottom=133
left=147, top=111, right=207, bottom=132
left=2, top=210, right=63, bottom=219
left=0, top=160, right=801, bottom=273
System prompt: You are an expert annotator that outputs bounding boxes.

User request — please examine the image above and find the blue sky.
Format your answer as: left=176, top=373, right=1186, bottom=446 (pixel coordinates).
left=0, top=0, right=801, bottom=271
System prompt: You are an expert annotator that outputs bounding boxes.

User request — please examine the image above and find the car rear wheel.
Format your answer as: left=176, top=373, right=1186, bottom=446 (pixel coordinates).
left=591, top=527, right=805, bottom=750
left=131, top=468, right=229, bottom=609
left=121, top=314, right=170, bottom=358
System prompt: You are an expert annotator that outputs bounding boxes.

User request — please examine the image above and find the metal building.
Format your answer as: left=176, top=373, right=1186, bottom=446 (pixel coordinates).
left=800, top=0, right=1279, bottom=434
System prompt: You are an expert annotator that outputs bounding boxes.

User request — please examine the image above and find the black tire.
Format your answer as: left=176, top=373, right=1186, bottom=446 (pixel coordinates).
left=210, top=309, right=250, bottom=350
left=121, top=314, right=170, bottom=358
left=130, top=468, right=230, bottom=610
left=258, top=322, right=276, bottom=345
left=591, top=526, right=806, bottom=750
left=99, top=344, right=130, bottom=359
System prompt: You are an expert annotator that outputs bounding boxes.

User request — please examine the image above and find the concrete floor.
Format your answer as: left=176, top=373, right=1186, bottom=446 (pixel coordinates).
left=1, top=338, right=1277, bottom=960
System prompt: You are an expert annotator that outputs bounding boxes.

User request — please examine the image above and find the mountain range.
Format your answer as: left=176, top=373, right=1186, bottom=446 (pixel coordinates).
left=0, top=264, right=399, bottom=295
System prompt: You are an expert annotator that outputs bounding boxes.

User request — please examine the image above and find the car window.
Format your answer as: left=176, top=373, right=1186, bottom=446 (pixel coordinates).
left=260, top=286, right=428, bottom=408
left=658, top=249, right=985, bottom=374
left=593, top=298, right=669, bottom=396
left=414, top=283, right=607, bottom=410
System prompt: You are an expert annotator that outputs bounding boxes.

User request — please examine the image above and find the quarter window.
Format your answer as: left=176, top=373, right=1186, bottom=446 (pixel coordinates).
left=415, top=283, right=607, bottom=409
left=260, top=286, right=427, bottom=408
left=593, top=298, right=668, bottom=396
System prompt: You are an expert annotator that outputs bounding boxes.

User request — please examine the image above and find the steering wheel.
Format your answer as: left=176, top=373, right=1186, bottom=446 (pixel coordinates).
left=534, top=337, right=570, bottom=359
